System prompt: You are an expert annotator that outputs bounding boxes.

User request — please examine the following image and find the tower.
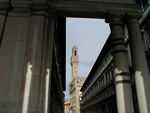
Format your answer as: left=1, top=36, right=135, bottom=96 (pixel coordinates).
left=71, top=45, right=79, bottom=78
left=69, top=45, right=86, bottom=113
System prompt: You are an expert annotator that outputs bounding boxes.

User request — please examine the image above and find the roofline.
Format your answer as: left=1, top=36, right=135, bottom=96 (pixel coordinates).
left=81, top=34, right=111, bottom=91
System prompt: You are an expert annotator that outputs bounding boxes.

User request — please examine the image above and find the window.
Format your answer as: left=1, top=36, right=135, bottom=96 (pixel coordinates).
left=110, top=67, right=114, bottom=81
left=101, top=78, right=104, bottom=87
left=107, top=70, right=110, bottom=82
left=104, top=75, right=106, bottom=85
left=75, top=50, right=77, bottom=56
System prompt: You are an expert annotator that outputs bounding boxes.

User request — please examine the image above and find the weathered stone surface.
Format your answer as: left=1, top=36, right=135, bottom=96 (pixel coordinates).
left=0, top=15, right=30, bottom=113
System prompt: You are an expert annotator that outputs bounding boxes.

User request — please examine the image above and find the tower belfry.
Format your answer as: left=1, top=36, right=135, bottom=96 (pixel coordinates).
left=71, top=45, right=79, bottom=78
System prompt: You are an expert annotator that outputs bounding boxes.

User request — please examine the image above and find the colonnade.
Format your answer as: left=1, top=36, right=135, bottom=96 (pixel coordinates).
left=106, top=14, right=150, bottom=113
left=81, top=14, right=150, bottom=113
left=81, top=96, right=117, bottom=113
left=0, top=2, right=149, bottom=112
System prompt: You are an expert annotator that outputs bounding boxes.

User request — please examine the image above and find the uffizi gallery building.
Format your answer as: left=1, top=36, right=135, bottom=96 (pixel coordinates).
left=0, top=0, right=150, bottom=113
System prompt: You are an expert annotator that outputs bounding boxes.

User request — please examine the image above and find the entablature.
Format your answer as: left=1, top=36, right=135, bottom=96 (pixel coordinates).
left=0, top=0, right=140, bottom=19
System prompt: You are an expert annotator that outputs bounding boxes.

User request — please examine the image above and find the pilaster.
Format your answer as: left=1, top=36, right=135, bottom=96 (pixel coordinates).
left=0, top=12, right=30, bottom=113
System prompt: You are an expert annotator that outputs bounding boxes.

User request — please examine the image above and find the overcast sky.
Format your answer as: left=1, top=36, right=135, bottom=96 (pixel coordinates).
left=65, top=18, right=110, bottom=101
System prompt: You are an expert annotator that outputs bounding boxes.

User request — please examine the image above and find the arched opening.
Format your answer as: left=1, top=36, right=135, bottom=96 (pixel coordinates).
left=75, top=50, right=77, bottom=56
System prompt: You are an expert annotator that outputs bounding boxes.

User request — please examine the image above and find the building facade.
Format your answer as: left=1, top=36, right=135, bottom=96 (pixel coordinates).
left=64, top=101, right=71, bottom=113
left=80, top=1, right=150, bottom=113
left=139, top=0, right=150, bottom=70
left=69, top=46, right=86, bottom=113
left=80, top=37, right=117, bottom=113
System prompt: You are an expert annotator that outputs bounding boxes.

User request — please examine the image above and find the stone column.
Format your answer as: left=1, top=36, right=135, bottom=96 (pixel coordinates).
left=106, top=16, right=134, bottom=113
left=0, top=13, right=30, bottom=113
left=127, top=17, right=150, bottom=113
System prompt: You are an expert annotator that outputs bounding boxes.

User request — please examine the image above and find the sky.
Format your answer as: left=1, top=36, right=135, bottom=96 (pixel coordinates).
left=65, top=18, right=110, bottom=101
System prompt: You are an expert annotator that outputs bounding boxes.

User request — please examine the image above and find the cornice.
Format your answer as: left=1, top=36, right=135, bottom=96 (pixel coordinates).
left=0, top=1, right=140, bottom=18
left=54, top=1, right=140, bottom=18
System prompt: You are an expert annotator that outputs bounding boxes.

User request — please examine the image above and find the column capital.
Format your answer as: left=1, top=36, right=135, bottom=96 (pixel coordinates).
left=105, top=13, right=124, bottom=26
left=126, top=17, right=139, bottom=25
left=124, top=12, right=142, bottom=25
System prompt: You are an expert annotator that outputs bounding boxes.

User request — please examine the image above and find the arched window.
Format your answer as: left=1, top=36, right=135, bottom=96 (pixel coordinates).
left=75, top=50, right=77, bottom=56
